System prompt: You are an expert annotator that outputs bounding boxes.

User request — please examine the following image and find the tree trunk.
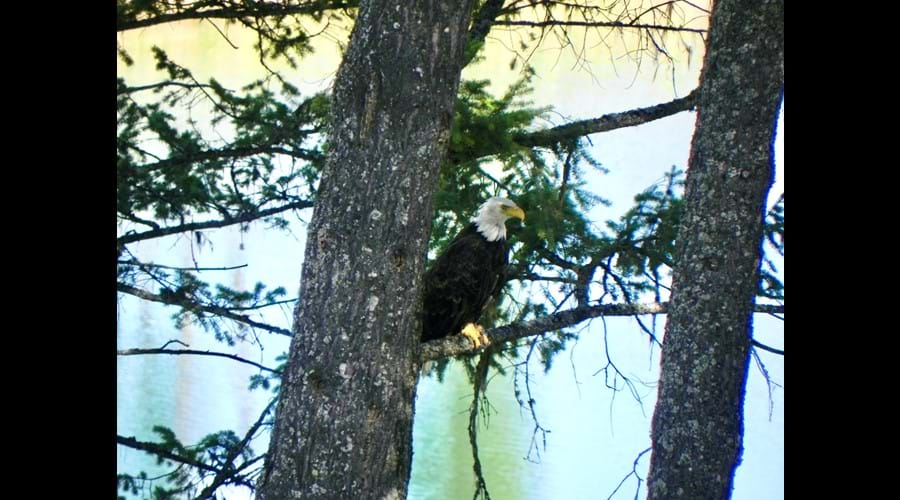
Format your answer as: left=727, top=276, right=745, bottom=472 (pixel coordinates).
left=646, top=1, right=783, bottom=499
left=257, top=1, right=476, bottom=498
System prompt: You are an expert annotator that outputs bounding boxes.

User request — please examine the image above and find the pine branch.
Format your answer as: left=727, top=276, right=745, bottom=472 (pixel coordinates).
left=117, top=435, right=219, bottom=473
left=536, top=247, right=578, bottom=270
left=118, top=81, right=218, bottom=95
left=117, top=0, right=356, bottom=32
left=119, top=210, right=162, bottom=230
left=420, top=302, right=783, bottom=361
left=196, top=398, right=278, bottom=499
left=135, top=145, right=323, bottom=173
left=464, top=0, right=507, bottom=66
left=117, top=283, right=292, bottom=337
left=116, top=199, right=313, bottom=245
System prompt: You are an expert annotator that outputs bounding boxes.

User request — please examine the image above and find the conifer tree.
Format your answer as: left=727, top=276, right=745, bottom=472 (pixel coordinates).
left=117, top=1, right=783, bottom=498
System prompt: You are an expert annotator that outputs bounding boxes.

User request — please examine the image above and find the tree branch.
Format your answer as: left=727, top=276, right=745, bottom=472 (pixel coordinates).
left=512, top=88, right=699, bottom=150
left=117, top=80, right=218, bottom=95
left=535, top=247, right=578, bottom=270
left=119, top=209, right=162, bottom=230
left=197, top=398, right=278, bottom=499
left=450, top=90, right=699, bottom=165
left=464, top=0, right=507, bottom=66
left=522, top=339, right=551, bottom=462
left=117, top=348, right=282, bottom=374
left=117, top=283, right=292, bottom=337
left=468, top=349, right=494, bottom=500
left=752, top=304, right=784, bottom=315
left=117, top=260, right=248, bottom=272
left=117, top=435, right=219, bottom=473
left=117, top=1, right=356, bottom=32
left=116, top=199, right=313, bottom=245
left=607, top=447, right=652, bottom=500
left=751, top=339, right=784, bottom=356
left=420, top=302, right=783, bottom=361
left=492, top=19, right=706, bottom=35
left=135, top=144, right=323, bottom=173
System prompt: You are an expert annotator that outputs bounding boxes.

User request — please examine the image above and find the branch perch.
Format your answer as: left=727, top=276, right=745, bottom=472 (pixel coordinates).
left=420, top=301, right=783, bottom=361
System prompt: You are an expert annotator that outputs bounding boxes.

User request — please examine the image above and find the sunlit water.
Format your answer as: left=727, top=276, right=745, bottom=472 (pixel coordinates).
left=117, top=227, right=783, bottom=499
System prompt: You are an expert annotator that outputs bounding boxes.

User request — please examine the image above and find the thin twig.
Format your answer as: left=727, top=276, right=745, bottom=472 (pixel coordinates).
left=751, top=339, right=784, bottom=356
left=117, top=348, right=281, bottom=374
left=117, top=199, right=313, bottom=245
left=116, top=435, right=218, bottom=473
left=117, top=283, right=292, bottom=337
left=493, top=19, right=706, bottom=35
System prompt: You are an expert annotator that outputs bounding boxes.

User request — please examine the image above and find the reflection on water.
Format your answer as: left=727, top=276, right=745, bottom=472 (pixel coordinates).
left=118, top=313, right=782, bottom=500
left=119, top=288, right=657, bottom=500
left=409, top=331, right=663, bottom=500
left=117, top=228, right=782, bottom=500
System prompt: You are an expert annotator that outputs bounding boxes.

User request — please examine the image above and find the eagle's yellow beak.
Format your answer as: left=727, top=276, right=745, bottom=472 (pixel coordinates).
left=503, top=206, right=526, bottom=222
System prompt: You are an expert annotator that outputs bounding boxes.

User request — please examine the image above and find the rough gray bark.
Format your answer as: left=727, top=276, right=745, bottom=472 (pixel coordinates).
left=646, top=1, right=784, bottom=499
left=256, top=1, right=476, bottom=498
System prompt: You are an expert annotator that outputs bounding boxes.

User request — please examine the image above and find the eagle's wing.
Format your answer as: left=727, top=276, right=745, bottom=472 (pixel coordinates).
left=422, top=227, right=506, bottom=341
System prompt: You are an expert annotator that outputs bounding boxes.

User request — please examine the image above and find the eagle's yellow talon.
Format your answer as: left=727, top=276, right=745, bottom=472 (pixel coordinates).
left=460, top=323, right=490, bottom=349
left=421, top=198, right=524, bottom=346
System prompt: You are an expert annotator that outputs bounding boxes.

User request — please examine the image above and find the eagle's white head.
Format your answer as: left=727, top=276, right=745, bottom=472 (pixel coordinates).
left=474, top=197, right=526, bottom=242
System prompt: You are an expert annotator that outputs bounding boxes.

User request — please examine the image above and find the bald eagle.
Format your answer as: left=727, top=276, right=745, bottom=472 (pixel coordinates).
left=422, top=197, right=525, bottom=347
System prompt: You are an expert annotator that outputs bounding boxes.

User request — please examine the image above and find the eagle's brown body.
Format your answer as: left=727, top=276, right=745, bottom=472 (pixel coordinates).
left=421, top=222, right=508, bottom=342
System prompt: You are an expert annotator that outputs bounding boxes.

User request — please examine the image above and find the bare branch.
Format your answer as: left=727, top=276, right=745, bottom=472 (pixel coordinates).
left=117, top=348, right=282, bottom=374
left=161, top=339, right=190, bottom=349
left=117, top=283, right=292, bottom=337
left=492, top=19, right=706, bottom=35
left=607, top=447, right=652, bottom=500
left=751, top=348, right=783, bottom=421
left=450, top=90, right=699, bottom=165
left=513, top=88, right=699, bottom=150
left=753, top=304, right=784, bottom=315
left=751, top=339, right=784, bottom=356
left=522, top=339, right=551, bottom=463
left=468, top=350, right=494, bottom=500
left=594, top=315, right=648, bottom=408
left=118, top=260, right=249, bottom=272
left=117, top=80, right=219, bottom=95
left=205, top=17, right=241, bottom=50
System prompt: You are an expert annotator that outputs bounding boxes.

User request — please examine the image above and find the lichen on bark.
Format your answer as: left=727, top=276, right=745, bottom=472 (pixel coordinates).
left=646, top=1, right=784, bottom=499
left=257, top=1, right=477, bottom=499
